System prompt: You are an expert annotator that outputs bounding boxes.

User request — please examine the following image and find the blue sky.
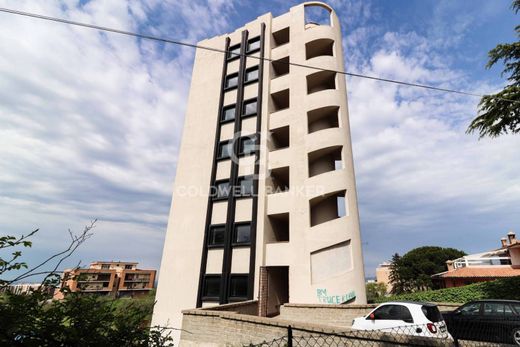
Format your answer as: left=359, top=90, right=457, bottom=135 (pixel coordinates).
left=0, top=0, right=519, bottom=280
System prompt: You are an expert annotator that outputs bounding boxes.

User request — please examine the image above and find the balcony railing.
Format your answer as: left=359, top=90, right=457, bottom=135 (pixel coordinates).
left=453, top=257, right=512, bottom=269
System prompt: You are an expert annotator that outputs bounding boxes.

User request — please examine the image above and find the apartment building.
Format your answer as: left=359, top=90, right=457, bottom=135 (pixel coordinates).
left=54, top=261, right=155, bottom=299
left=153, top=2, right=366, bottom=339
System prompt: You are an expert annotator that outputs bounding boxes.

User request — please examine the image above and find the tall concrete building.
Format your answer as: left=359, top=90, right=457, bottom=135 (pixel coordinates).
left=153, top=2, right=366, bottom=340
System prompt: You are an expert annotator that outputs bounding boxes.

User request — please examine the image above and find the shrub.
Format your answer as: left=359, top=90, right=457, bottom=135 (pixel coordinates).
left=376, top=276, right=520, bottom=304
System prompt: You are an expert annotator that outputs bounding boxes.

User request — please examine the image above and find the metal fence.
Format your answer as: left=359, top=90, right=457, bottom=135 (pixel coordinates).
left=244, top=323, right=518, bottom=347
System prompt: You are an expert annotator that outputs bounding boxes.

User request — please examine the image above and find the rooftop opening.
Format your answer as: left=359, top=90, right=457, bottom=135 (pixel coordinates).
left=307, top=71, right=336, bottom=94
left=271, top=88, right=290, bottom=112
left=307, top=106, right=339, bottom=133
left=305, top=38, right=334, bottom=60
left=272, top=27, right=290, bottom=47
left=310, top=189, right=347, bottom=227
left=271, top=56, right=290, bottom=79
left=304, top=4, right=332, bottom=28
left=266, top=212, right=289, bottom=242
left=308, top=145, right=342, bottom=177
left=268, top=125, right=289, bottom=151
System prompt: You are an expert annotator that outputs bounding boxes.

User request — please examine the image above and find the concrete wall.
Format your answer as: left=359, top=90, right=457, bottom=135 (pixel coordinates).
left=180, top=307, right=456, bottom=347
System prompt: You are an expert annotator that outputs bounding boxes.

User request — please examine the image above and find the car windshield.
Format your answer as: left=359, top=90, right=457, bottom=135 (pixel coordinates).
left=421, top=305, right=443, bottom=322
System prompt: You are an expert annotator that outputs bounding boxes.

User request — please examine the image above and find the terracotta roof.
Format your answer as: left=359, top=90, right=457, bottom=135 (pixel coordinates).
left=434, top=266, right=520, bottom=279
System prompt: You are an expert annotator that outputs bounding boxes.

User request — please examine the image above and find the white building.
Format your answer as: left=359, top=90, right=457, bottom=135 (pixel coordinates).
left=153, top=2, right=366, bottom=342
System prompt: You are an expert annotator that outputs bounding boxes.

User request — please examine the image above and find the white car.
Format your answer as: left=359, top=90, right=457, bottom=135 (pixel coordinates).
left=352, top=301, right=452, bottom=339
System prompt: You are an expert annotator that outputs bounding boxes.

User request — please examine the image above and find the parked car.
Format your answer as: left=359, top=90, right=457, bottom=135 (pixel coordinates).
left=351, top=301, right=452, bottom=339
left=443, top=300, right=520, bottom=345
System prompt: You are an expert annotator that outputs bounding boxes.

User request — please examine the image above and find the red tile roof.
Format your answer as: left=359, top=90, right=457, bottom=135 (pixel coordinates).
left=435, top=266, right=520, bottom=279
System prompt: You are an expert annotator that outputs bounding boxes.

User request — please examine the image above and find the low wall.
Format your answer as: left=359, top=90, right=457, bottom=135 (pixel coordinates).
left=180, top=308, right=454, bottom=347
left=279, top=302, right=461, bottom=328
left=279, top=303, right=376, bottom=327
left=200, top=300, right=259, bottom=315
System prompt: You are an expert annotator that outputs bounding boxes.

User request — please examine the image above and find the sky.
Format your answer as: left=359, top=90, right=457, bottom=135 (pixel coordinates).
left=0, top=0, right=519, bottom=280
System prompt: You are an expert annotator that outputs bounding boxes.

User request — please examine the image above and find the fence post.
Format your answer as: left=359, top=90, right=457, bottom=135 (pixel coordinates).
left=287, top=325, right=293, bottom=347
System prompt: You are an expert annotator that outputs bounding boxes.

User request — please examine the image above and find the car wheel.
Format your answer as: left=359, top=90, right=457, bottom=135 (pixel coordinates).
left=513, top=327, right=520, bottom=346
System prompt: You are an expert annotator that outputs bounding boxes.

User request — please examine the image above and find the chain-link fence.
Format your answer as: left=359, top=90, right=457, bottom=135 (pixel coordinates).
left=244, top=323, right=519, bottom=347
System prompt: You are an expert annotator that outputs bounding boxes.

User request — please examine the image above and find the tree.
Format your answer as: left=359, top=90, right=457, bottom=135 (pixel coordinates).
left=0, top=225, right=174, bottom=346
left=388, top=246, right=466, bottom=294
left=366, top=282, right=387, bottom=303
left=467, top=0, right=520, bottom=138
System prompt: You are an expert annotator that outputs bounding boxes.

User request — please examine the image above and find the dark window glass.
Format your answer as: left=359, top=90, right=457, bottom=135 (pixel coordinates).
left=208, top=225, right=225, bottom=246
left=213, top=181, right=230, bottom=199
left=371, top=305, right=413, bottom=322
left=247, top=37, right=260, bottom=52
left=203, top=276, right=220, bottom=298
left=243, top=99, right=257, bottom=116
left=245, top=67, right=259, bottom=82
left=234, top=224, right=251, bottom=244
left=125, top=265, right=133, bottom=269
left=101, top=264, right=110, bottom=269
left=483, top=302, right=512, bottom=316
left=218, top=142, right=233, bottom=159
left=222, top=105, right=236, bottom=122
left=225, top=73, right=239, bottom=89
left=229, top=275, right=248, bottom=298
left=240, top=137, right=256, bottom=155
left=512, top=304, right=520, bottom=315
left=457, top=302, right=481, bottom=316
left=227, top=44, right=240, bottom=59
left=421, top=305, right=442, bottom=322
left=238, top=176, right=254, bottom=196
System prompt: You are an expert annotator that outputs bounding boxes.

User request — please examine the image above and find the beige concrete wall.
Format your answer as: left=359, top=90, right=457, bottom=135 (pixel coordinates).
left=260, top=1, right=366, bottom=305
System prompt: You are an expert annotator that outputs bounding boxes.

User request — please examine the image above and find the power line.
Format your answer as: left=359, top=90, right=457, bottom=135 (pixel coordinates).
left=0, top=6, right=518, bottom=105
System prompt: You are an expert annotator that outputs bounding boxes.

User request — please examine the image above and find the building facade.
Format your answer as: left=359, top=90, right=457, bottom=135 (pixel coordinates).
left=375, top=262, right=393, bottom=293
left=432, top=231, right=520, bottom=288
left=54, top=261, right=155, bottom=299
left=153, top=2, right=366, bottom=340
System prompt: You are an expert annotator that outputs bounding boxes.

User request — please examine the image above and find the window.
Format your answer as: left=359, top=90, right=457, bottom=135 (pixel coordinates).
left=240, top=136, right=256, bottom=156
left=225, top=73, right=239, bottom=89
left=228, top=275, right=248, bottom=298
left=227, top=44, right=240, bottom=60
left=247, top=37, right=260, bottom=53
left=213, top=180, right=230, bottom=200
left=208, top=225, right=225, bottom=246
left=457, top=302, right=481, bottom=316
left=222, top=105, right=236, bottom=122
left=421, top=305, right=443, bottom=322
left=370, top=305, right=413, bottom=323
left=237, top=176, right=254, bottom=196
left=244, top=67, right=259, bottom=83
left=101, top=264, right=110, bottom=269
left=483, top=302, right=515, bottom=316
left=218, top=141, right=233, bottom=159
left=124, top=265, right=133, bottom=269
left=243, top=99, right=257, bottom=116
left=203, top=275, right=221, bottom=299
left=233, top=223, right=251, bottom=244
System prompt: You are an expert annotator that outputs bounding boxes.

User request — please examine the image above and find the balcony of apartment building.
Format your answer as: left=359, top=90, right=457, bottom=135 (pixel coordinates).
left=432, top=231, right=520, bottom=288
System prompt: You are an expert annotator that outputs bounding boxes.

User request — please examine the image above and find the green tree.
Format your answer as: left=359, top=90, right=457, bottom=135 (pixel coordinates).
left=467, top=0, right=520, bottom=137
left=0, top=226, right=174, bottom=346
left=389, top=246, right=466, bottom=294
left=366, top=282, right=387, bottom=303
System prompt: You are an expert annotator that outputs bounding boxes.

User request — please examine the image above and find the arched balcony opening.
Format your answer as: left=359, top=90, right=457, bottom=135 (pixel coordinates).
left=308, top=145, right=342, bottom=177
left=307, top=105, right=339, bottom=133
left=305, top=38, right=334, bottom=60
left=306, top=71, right=336, bottom=94
left=309, top=189, right=347, bottom=227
